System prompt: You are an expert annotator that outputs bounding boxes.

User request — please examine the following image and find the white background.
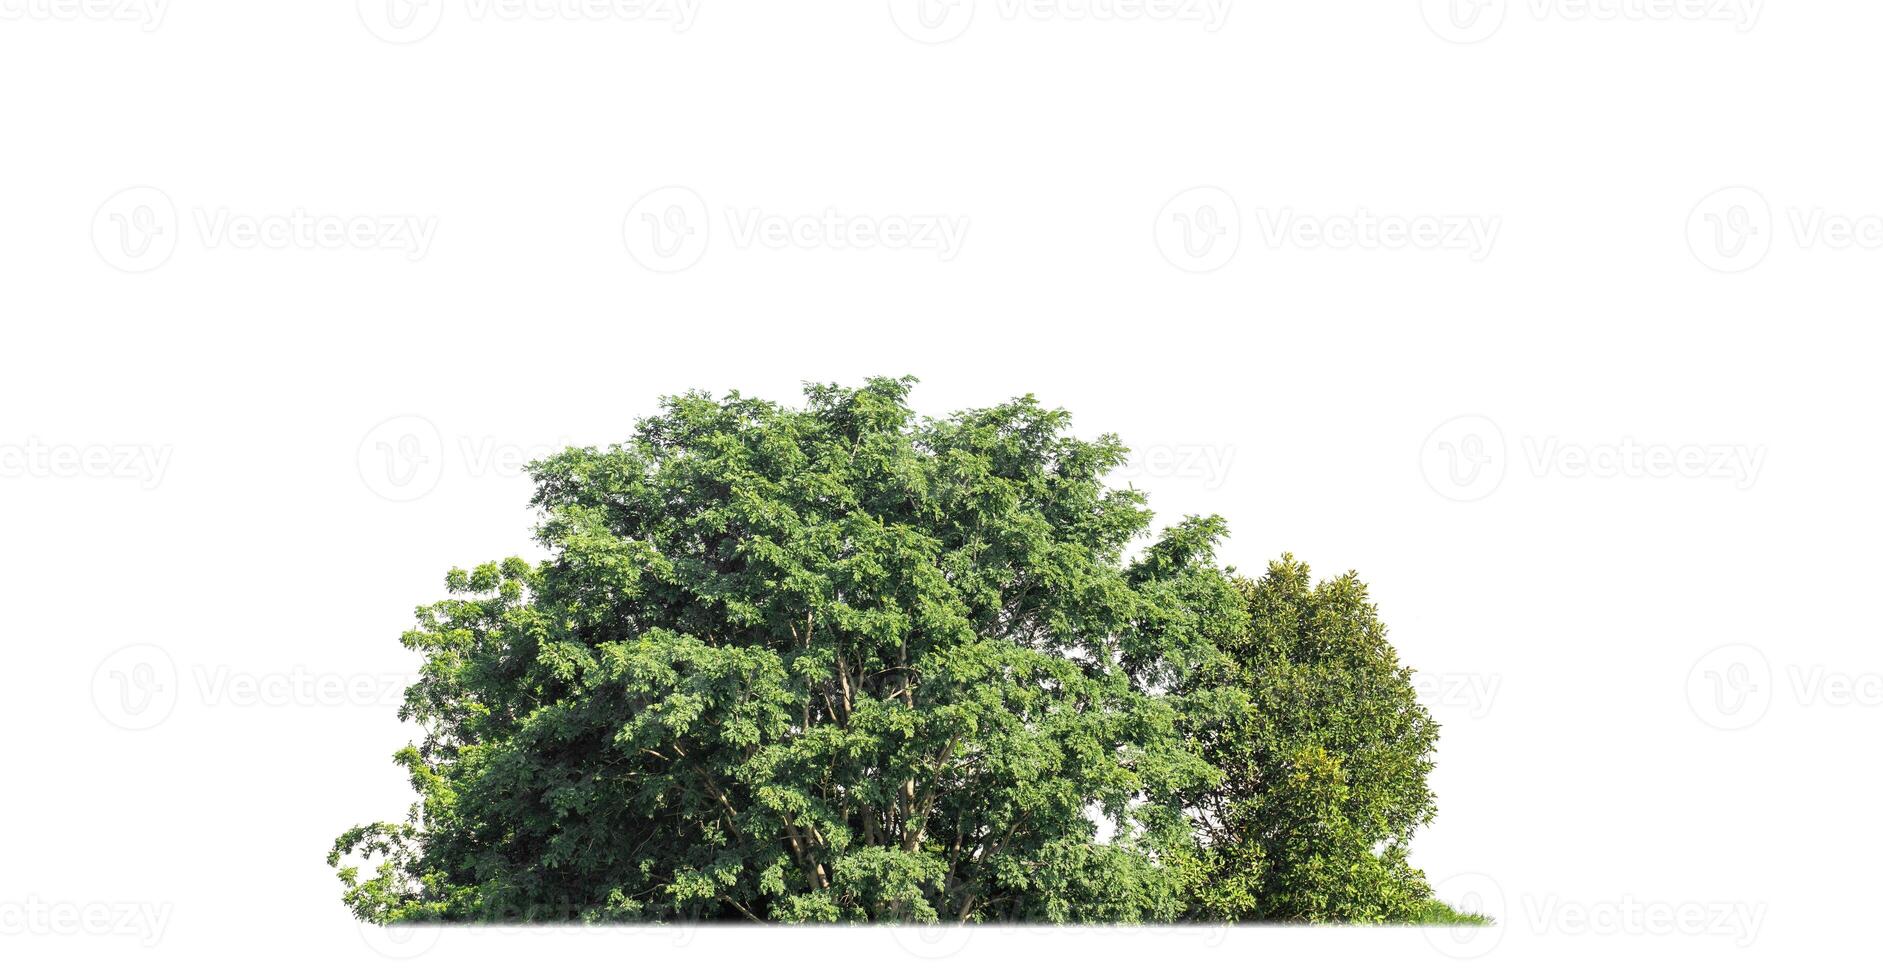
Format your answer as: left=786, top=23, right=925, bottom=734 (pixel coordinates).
left=1, top=0, right=1872, bottom=974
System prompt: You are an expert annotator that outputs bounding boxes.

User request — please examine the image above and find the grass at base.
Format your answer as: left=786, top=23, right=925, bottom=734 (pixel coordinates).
left=1401, top=899, right=1494, bottom=925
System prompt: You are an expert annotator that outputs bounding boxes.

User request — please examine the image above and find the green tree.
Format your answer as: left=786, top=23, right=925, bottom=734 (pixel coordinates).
left=329, top=380, right=1467, bottom=925
left=331, top=378, right=1238, bottom=923
left=1177, top=557, right=1442, bottom=922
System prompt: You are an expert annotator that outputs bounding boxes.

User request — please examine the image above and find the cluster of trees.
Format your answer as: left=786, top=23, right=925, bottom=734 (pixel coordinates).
left=330, top=378, right=1466, bottom=924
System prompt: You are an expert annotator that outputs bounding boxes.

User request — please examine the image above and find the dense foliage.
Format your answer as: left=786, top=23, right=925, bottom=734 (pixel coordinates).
left=330, top=379, right=1458, bottom=924
left=1178, top=561, right=1441, bottom=921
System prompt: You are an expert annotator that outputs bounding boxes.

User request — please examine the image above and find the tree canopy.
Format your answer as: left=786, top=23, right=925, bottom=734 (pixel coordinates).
left=330, top=378, right=1460, bottom=924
